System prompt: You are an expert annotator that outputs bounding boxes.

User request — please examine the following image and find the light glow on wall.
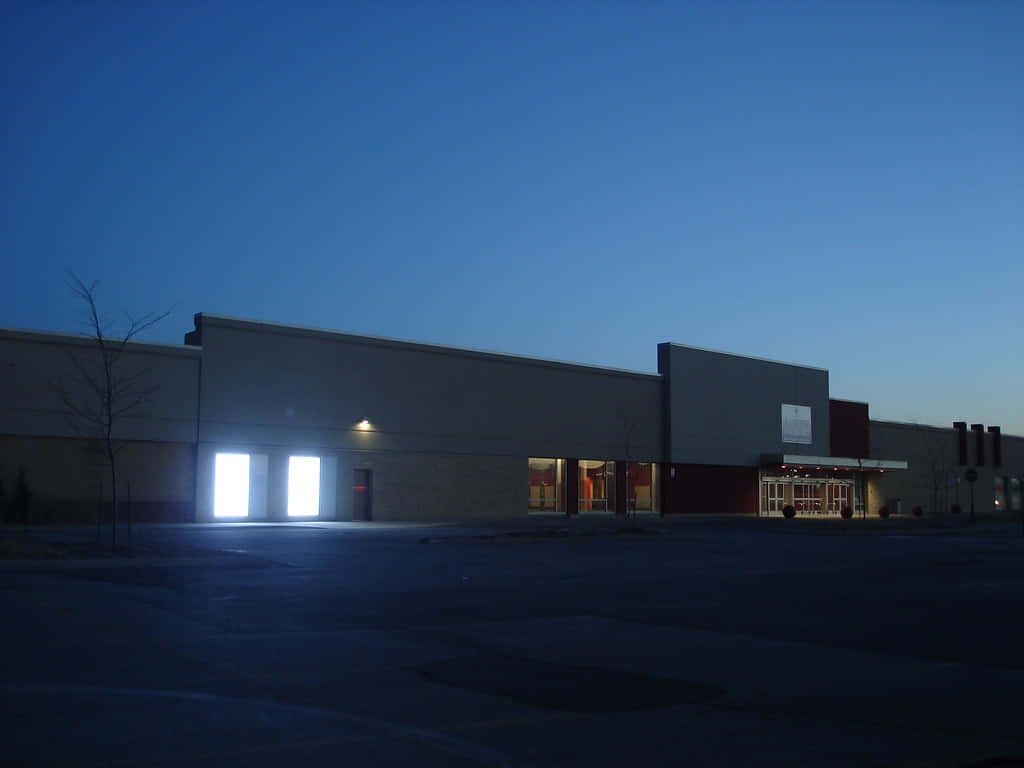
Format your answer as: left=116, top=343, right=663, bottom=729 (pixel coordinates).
left=288, top=456, right=321, bottom=517
left=214, top=453, right=250, bottom=518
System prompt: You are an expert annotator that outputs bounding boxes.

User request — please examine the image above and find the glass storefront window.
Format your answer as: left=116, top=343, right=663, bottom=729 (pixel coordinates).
left=627, top=462, right=658, bottom=513
left=579, top=460, right=614, bottom=514
left=528, top=458, right=564, bottom=514
left=994, top=476, right=1007, bottom=511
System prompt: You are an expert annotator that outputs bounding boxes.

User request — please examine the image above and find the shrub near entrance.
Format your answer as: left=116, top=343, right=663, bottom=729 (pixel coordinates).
left=782, top=505, right=796, bottom=519
left=841, top=506, right=853, bottom=519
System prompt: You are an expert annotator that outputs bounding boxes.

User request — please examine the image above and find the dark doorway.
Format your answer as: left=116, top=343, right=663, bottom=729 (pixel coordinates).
left=353, top=469, right=373, bottom=521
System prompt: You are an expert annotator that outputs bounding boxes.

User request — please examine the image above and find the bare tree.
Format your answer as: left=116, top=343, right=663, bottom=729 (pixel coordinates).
left=58, top=273, right=171, bottom=546
left=919, top=427, right=956, bottom=518
left=621, top=414, right=637, bottom=521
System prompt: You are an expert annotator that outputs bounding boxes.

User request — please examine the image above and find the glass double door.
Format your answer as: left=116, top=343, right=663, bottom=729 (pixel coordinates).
left=578, top=460, right=658, bottom=514
left=760, top=475, right=858, bottom=517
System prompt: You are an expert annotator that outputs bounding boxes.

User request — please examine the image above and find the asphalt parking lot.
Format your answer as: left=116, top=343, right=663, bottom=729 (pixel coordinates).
left=3, top=516, right=1024, bottom=767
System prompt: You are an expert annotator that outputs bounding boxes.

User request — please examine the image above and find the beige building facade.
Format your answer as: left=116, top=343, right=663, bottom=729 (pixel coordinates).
left=1, top=316, right=1021, bottom=524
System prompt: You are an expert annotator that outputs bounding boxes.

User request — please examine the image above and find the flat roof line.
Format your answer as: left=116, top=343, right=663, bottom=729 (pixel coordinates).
left=660, top=342, right=829, bottom=373
left=870, top=419, right=954, bottom=432
left=0, top=326, right=201, bottom=357
left=194, top=313, right=663, bottom=380
left=870, top=418, right=1023, bottom=441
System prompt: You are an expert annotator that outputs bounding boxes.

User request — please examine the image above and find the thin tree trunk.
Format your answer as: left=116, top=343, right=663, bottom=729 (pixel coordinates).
left=109, top=449, right=117, bottom=549
left=126, top=479, right=131, bottom=546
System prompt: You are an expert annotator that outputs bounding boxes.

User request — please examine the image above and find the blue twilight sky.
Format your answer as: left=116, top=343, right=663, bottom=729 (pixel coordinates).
left=2, top=2, right=1022, bottom=434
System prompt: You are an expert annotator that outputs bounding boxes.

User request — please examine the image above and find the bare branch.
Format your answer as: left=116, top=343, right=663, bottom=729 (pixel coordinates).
left=66, top=271, right=105, bottom=343
left=121, top=307, right=173, bottom=344
left=58, top=385, right=106, bottom=429
left=64, top=348, right=104, bottom=397
left=111, top=397, right=148, bottom=420
left=109, top=367, right=149, bottom=397
left=59, top=271, right=170, bottom=545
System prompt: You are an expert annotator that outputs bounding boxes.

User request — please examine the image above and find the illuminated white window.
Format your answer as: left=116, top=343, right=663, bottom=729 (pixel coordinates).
left=288, top=456, right=321, bottom=517
left=214, top=453, right=250, bottom=518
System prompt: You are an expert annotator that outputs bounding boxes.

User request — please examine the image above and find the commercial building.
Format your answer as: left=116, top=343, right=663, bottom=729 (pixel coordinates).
left=2, top=314, right=1021, bottom=523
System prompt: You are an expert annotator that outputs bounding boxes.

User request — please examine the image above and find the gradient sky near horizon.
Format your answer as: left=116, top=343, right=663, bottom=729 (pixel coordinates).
left=3, top=2, right=1022, bottom=434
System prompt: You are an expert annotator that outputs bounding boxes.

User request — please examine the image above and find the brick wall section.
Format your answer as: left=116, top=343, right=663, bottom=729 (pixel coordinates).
left=343, top=451, right=526, bottom=522
left=0, top=435, right=195, bottom=523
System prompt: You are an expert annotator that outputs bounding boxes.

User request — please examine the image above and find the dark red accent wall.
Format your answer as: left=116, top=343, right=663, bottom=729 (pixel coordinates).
left=664, top=464, right=757, bottom=514
left=829, top=399, right=869, bottom=458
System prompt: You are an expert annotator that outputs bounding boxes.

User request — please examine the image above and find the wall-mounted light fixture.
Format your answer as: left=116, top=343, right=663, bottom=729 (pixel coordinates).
left=356, top=418, right=372, bottom=431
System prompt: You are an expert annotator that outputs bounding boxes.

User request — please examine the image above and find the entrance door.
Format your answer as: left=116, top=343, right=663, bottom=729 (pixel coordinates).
left=760, top=474, right=859, bottom=517
left=827, top=481, right=851, bottom=514
left=353, top=469, right=372, bottom=521
left=763, top=481, right=785, bottom=516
